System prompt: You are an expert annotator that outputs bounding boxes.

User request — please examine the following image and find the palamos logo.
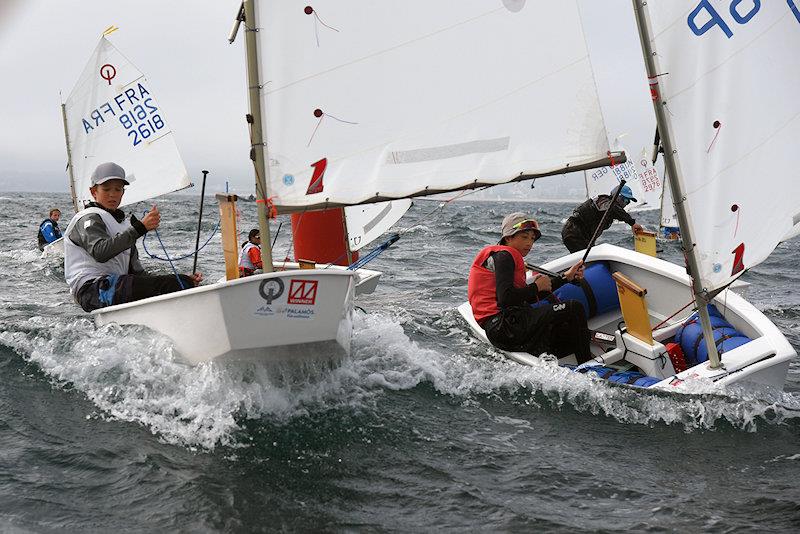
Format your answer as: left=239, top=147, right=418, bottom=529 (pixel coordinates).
left=288, top=279, right=318, bottom=305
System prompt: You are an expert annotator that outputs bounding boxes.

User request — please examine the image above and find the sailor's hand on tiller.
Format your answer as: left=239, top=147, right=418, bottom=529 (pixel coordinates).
left=564, top=260, right=584, bottom=281
left=189, top=272, right=204, bottom=286
left=534, top=274, right=552, bottom=293
left=141, top=205, right=161, bottom=231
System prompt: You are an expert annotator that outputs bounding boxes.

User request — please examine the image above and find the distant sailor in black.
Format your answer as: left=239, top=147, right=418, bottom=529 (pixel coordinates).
left=561, top=184, right=644, bottom=253
left=38, top=208, right=63, bottom=251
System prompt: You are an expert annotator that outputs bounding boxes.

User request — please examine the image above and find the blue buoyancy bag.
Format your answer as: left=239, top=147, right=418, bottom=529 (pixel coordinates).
left=574, top=365, right=617, bottom=379
left=674, top=304, right=752, bottom=365
left=533, top=262, right=620, bottom=318
left=607, top=370, right=662, bottom=388
left=572, top=365, right=661, bottom=388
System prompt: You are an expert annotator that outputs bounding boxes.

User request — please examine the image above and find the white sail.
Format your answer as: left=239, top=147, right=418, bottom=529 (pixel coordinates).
left=585, top=146, right=662, bottom=211
left=643, top=2, right=800, bottom=291
left=253, top=1, right=611, bottom=212
left=345, top=200, right=411, bottom=252
left=64, top=37, right=190, bottom=208
left=659, top=170, right=679, bottom=233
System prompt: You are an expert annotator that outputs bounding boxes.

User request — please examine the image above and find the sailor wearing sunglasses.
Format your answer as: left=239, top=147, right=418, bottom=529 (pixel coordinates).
left=468, top=212, right=592, bottom=363
left=561, top=184, right=645, bottom=253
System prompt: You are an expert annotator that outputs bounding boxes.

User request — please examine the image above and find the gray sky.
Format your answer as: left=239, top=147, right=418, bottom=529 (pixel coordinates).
left=0, top=0, right=654, bottom=195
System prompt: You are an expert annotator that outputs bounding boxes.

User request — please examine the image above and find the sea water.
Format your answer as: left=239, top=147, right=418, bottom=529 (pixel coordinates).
left=1, top=192, right=799, bottom=531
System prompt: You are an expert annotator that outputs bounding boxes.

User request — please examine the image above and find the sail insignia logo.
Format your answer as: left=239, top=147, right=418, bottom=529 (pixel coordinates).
left=100, top=63, right=116, bottom=85
left=259, top=278, right=285, bottom=304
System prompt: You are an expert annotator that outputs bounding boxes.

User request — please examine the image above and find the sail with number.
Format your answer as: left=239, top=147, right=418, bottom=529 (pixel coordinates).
left=641, top=2, right=800, bottom=291
left=63, top=36, right=191, bottom=210
left=585, top=147, right=662, bottom=212
left=252, top=1, right=614, bottom=213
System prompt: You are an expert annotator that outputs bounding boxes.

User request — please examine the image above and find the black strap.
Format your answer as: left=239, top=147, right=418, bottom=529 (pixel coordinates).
left=578, top=277, right=598, bottom=318
left=625, top=373, right=643, bottom=385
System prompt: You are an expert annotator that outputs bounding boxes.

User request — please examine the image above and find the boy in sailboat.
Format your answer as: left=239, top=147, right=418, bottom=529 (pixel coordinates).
left=63, top=162, right=203, bottom=312
left=37, top=208, right=62, bottom=251
left=561, top=184, right=644, bottom=253
left=468, top=213, right=592, bottom=363
left=239, top=228, right=263, bottom=277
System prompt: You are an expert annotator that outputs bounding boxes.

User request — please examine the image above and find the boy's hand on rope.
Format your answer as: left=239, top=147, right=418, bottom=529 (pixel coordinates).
left=141, top=205, right=161, bottom=231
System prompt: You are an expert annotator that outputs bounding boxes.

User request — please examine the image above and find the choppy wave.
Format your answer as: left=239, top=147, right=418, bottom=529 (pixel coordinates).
left=3, top=306, right=797, bottom=451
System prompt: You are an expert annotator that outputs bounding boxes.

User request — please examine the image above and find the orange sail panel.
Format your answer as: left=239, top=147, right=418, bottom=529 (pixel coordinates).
left=291, top=208, right=358, bottom=266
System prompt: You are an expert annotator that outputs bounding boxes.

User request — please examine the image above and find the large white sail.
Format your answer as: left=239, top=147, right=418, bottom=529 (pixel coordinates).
left=345, top=200, right=411, bottom=252
left=585, top=147, right=662, bottom=212
left=642, top=2, right=800, bottom=291
left=64, top=37, right=191, bottom=208
left=253, top=1, right=612, bottom=212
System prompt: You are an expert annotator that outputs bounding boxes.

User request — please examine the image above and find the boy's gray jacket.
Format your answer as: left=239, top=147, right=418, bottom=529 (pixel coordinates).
left=64, top=207, right=145, bottom=296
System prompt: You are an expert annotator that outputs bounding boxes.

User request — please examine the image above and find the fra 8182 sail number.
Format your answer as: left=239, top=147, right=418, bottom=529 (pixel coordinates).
left=119, top=97, right=166, bottom=147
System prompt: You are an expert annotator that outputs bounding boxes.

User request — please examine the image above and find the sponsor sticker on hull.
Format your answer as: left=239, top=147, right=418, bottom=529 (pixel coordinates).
left=288, top=279, right=318, bottom=305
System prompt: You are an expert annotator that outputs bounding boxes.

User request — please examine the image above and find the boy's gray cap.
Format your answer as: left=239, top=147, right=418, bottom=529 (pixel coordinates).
left=90, top=162, right=130, bottom=186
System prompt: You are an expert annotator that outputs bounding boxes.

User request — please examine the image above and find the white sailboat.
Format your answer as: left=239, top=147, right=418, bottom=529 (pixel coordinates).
left=459, top=1, right=799, bottom=391
left=61, top=33, right=367, bottom=365
left=42, top=237, right=65, bottom=256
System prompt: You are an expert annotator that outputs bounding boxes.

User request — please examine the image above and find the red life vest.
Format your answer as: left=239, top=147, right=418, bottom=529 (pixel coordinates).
left=468, top=245, right=527, bottom=323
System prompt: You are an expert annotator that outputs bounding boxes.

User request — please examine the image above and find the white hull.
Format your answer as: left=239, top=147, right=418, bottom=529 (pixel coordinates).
left=278, top=261, right=381, bottom=296
left=94, top=269, right=355, bottom=365
left=458, top=244, right=795, bottom=392
left=216, top=262, right=381, bottom=296
left=41, top=237, right=64, bottom=257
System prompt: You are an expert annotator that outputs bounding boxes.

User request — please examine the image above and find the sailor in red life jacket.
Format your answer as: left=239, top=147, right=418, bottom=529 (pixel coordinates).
left=468, top=212, right=592, bottom=363
left=239, top=229, right=263, bottom=277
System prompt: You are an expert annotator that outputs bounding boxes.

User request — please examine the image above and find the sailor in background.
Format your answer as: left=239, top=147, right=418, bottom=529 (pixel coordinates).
left=37, top=208, right=62, bottom=251
left=64, top=162, right=203, bottom=312
left=239, top=228, right=263, bottom=277
left=561, top=184, right=645, bottom=253
left=468, top=212, right=592, bottom=363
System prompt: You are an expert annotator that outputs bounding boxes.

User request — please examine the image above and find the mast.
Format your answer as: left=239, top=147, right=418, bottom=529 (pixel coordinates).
left=61, top=102, right=78, bottom=212
left=242, top=0, right=274, bottom=272
left=631, top=1, right=721, bottom=368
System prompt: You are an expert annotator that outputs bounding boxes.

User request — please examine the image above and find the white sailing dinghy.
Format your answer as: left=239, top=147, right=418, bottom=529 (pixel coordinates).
left=460, top=1, right=799, bottom=392
left=42, top=237, right=65, bottom=256
left=61, top=33, right=366, bottom=365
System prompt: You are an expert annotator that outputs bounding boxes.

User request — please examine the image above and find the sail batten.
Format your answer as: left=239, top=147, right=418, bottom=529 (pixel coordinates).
left=254, top=0, right=611, bottom=210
